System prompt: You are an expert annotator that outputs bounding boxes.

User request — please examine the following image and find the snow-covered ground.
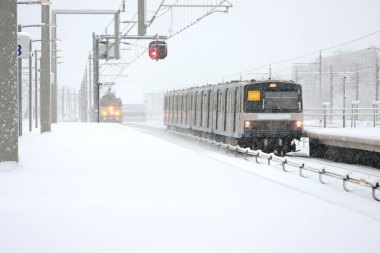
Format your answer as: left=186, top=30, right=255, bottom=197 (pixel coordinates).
left=1, top=123, right=380, bottom=253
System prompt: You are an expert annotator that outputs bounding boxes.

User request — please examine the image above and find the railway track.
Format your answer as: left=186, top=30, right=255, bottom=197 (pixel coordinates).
left=126, top=123, right=380, bottom=202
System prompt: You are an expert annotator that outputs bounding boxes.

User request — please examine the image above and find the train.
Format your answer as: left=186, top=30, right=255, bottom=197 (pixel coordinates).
left=100, top=93, right=123, bottom=123
left=164, top=80, right=303, bottom=156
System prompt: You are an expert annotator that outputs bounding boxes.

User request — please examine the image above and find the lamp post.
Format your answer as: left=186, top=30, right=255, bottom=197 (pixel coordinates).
left=343, top=76, right=347, bottom=128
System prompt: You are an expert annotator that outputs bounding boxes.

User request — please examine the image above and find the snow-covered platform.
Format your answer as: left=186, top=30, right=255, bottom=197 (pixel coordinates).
left=305, top=127, right=380, bottom=153
left=305, top=127, right=380, bottom=168
left=1, top=123, right=380, bottom=253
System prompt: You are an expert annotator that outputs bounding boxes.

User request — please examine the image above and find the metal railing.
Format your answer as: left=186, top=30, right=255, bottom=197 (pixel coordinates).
left=304, top=101, right=380, bottom=128
left=129, top=123, right=380, bottom=202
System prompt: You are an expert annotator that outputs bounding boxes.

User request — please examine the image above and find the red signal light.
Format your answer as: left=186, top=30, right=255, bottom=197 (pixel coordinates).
left=148, top=41, right=167, bottom=60
left=149, top=47, right=159, bottom=60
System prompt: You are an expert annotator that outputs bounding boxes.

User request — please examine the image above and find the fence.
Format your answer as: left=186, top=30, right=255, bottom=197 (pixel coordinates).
left=304, top=101, right=380, bottom=128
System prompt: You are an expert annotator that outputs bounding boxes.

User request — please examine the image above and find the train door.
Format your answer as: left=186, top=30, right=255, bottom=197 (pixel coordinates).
left=223, top=89, right=228, bottom=131
left=233, top=87, right=239, bottom=133
left=182, top=94, right=186, bottom=126
left=170, top=95, right=173, bottom=124
left=201, top=91, right=208, bottom=128
left=225, top=89, right=234, bottom=133
left=192, top=92, right=197, bottom=127
left=215, top=90, right=220, bottom=130
left=207, top=90, right=211, bottom=129
left=187, top=93, right=192, bottom=126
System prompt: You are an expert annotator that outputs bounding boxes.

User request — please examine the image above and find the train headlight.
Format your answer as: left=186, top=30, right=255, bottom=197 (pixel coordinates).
left=244, top=120, right=252, bottom=131
left=115, top=111, right=120, bottom=116
left=101, top=111, right=107, bottom=116
left=296, top=120, right=303, bottom=128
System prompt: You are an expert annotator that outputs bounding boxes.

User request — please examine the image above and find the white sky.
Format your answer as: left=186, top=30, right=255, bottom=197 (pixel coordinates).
left=18, top=0, right=380, bottom=102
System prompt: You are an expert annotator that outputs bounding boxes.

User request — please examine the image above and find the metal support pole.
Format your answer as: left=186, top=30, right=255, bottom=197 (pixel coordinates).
left=269, top=64, right=272, bottom=79
left=322, top=102, right=329, bottom=128
left=92, top=33, right=100, bottom=122
left=28, top=40, right=33, bottom=132
left=138, top=0, right=146, bottom=36
left=319, top=51, right=322, bottom=106
left=376, top=51, right=379, bottom=101
left=114, top=11, right=120, bottom=60
left=18, top=25, right=23, bottom=137
left=74, top=89, right=77, bottom=121
left=84, top=69, right=88, bottom=122
left=329, top=65, right=333, bottom=121
left=0, top=0, right=18, bottom=162
left=34, top=49, right=38, bottom=128
left=68, top=89, right=71, bottom=120
left=89, top=54, right=93, bottom=122
left=356, top=63, right=359, bottom=101
left=51, top=13, right=57, bottom=123
left=40, top=4, right=51, bottom=133
left=343, top=77, right=346, bottom=128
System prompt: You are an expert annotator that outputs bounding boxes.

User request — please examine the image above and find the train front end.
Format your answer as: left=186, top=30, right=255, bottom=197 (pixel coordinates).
left=100, top=96, right=123, bottom=123
left=241, top=81, right=303, bottom=154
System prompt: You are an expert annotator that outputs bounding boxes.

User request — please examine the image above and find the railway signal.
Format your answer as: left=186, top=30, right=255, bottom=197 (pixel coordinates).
left=148, top=40, right=167, bottom=60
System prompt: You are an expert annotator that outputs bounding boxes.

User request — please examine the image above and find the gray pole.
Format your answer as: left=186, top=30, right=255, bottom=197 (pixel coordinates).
left=89, top=54, right=93, bottom=122
left=84, top=68, right=88, bottom=122
left=18, top=25, right=23, bottom=137
left=138, top=0, right=146, bottom=36
left=356, top=63, right=359, bottom=101
left=329, top=65, right=333, bottom=121
left=51, top=13, right=58, bottom=123
left=0, top=0, right=18, bottom=162
left=319, top=51, right=322, bottom=105
left=35, top=49, right=38, bottom=128
left=67, top=89, right=70, bottom=120
left=376, top=51, right=379, bottom=101
left=40, top=4, right=51, bottom=133
left=92, top=33, right=100, bottom=122
left=114, top=11, right=120, bottom=60
left=343, top=77, right=346, bottom=128
left=74, top=89, right=77, bottom=121
left=269, top=64, right=272, bottom=79
left=28, top=40, right=33, bottom=132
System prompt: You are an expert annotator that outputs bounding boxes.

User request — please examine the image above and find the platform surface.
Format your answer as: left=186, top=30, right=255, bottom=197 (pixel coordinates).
left=1, top=123, right=380, bottom=253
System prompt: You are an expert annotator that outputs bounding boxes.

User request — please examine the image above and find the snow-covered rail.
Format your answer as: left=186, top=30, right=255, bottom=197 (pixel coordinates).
left=128, top=123, right=380, bottom=202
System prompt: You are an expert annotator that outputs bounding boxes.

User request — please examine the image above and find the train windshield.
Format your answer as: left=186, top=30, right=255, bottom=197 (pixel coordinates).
left=244, top=83, right=302, bottom=113
left=264, top=91, right=300, bottom=111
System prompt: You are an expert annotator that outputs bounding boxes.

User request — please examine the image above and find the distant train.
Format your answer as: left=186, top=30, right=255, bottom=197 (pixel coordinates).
left=164, top=80, right=303, bottom=155
left=100, top=93, right=123, bottom=123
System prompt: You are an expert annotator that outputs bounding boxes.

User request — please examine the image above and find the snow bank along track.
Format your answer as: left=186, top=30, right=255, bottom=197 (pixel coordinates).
left=127, top=124, right=380, bottom=202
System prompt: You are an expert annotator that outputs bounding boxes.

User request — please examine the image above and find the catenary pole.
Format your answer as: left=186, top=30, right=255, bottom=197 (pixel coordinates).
left=51, top=13, right=57, bottom=123
left=319, top=51, right=322, bottom=105
left=28, top=40, right=33, bottom=131
left=40, top=3, right=51, bottom=133
left=18, top=25, right=23, bottom=136
left=34, top=49, right=38, bottom=128
left=0, top=0, right=18, bottom=162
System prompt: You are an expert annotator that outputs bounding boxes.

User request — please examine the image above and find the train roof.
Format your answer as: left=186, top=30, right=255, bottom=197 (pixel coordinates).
left=166, top=80, right=298, bottom=94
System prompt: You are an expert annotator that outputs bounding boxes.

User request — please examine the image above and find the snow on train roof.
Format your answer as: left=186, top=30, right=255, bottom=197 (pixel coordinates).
left=166, top=80, right=298, bottom=94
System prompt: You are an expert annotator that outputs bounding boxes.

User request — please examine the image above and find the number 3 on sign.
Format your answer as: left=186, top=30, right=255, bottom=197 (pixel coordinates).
left=18, top=45, right=22, bottom=56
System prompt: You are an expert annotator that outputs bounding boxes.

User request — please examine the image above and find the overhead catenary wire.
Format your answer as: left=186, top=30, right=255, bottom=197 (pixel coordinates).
left=204, top=29, right=380, bottom=84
